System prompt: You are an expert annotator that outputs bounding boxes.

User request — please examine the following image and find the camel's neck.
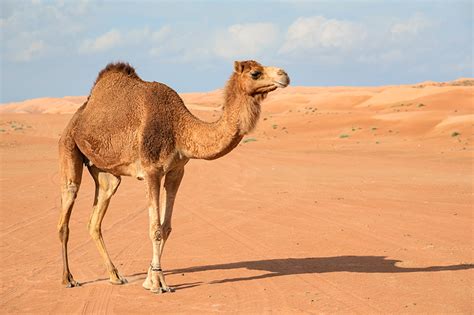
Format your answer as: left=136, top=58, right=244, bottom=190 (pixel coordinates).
left=176, top=75, right=262, bottom=160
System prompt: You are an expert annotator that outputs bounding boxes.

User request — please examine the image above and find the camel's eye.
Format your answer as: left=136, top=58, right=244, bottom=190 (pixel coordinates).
left=250, top=70, right=262, bottom=80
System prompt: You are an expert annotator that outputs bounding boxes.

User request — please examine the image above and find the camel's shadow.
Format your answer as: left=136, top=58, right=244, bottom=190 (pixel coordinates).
left=83, top=256, right=473, bottom=288
left=167, top=255, right=474, bottom=285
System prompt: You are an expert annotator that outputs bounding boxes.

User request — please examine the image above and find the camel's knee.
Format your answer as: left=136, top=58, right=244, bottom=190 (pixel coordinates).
left=149, top=223, right=162, bottom=242
left=58, top=184, right=79, bottom=240
left=61, top=183, right=79, bottom=204
left=58, top=225, right=69, bottom=242
left=88, top=225, right=101, bottom=240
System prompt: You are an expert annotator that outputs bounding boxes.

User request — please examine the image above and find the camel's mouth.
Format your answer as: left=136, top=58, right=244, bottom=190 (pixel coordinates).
left=273, top=80, right=289, bottom=88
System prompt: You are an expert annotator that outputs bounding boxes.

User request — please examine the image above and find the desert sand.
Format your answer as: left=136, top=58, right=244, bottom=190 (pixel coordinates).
left=0, top=80, right=473, bottom=313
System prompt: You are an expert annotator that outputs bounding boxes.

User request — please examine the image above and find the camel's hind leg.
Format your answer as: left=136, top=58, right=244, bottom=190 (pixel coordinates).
left=87, top=166, right=126, bottom=285
left=58, top=140, right=83, bottom=287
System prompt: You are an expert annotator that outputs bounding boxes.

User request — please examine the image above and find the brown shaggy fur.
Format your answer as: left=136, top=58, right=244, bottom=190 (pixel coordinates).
left=81, top=62, right=141, bottom=107
left=95, top=62, right=140, bottom=86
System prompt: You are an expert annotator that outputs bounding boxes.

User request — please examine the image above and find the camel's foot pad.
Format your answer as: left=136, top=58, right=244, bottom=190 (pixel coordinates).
left=110, top=275, right=128, bottom=285
left=63, top=274, right=80, bottom=288
left=65, top=280, right=81, bottom=288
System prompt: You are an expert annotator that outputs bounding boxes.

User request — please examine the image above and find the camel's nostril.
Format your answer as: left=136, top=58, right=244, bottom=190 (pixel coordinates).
left=277, top=69, right=287, bottom=76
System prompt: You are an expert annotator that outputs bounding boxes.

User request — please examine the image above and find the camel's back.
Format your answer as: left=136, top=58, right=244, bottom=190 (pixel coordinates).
left=72, top=65, right=186, bottom=173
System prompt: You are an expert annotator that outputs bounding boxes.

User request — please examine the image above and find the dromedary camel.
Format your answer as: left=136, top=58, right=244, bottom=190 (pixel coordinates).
left=58, top=60, right=290, bottom=293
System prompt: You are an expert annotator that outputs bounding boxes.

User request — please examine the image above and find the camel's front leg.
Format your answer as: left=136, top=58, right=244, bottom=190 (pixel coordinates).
left=142, top=172, right=172, bottom=294
left=159, top=168, right=185, bottom=258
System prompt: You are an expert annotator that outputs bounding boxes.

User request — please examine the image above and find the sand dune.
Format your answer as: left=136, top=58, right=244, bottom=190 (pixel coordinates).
left=1, top=78, right=472, bottom=114
left=0, top=80, right=472, bottom=313
left=0, top=96, right=87, bottom=114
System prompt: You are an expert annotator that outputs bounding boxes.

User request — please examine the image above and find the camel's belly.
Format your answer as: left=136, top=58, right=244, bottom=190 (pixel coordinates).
left=76, top=135, right=142, bottom=176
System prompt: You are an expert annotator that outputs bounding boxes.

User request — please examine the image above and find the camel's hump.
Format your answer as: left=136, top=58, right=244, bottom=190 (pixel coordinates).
left=94, top=62, right=140, bottom=85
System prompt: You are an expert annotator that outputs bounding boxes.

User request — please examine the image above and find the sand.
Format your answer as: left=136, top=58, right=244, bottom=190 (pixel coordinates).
left=0, top=81, right=473, bottom=313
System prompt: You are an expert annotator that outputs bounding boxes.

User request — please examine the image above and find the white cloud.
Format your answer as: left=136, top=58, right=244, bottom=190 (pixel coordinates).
left=74, top=0, right=93, bottom=15
left=352, top=14, right=433, bottom=65
left=151, top=26, right=171, bottom=43
left=149, top=29, right=212, bottom=62
left=149, top=23, right=277, bottom=62
left=79, top=30, right=122, bottom=53
left=390, top=14, right=431, bottom=39
left=79, top=26, right=171, bottom=55
left=280, top=16, right=366, bottom=54
left=1, top=0, right=94, bottom=62
left=14, top=40, right=46, bottom=61
left=126, top=26, right=171, bottom=44
left=214, top=23, right=279, bottom=59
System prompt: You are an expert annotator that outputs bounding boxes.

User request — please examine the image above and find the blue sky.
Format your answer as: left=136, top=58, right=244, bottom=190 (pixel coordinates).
left=1, top=0, right=472, bottom=103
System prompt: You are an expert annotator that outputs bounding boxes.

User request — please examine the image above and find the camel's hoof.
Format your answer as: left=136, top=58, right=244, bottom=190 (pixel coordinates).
left=110, top=277, right=127, bottom=285
left=150, top=287, right=163, bottom=294
left=65, top=280, right=80, bottom=288
left=148, top=286, right=174, bottom=294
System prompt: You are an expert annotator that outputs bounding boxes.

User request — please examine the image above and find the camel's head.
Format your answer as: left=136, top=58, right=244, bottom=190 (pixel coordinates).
left=233, top=60, right=290, bottom=96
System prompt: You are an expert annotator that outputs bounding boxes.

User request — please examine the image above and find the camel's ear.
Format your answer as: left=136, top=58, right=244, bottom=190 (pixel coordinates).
left=234, top=61, right=244, bottom=74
